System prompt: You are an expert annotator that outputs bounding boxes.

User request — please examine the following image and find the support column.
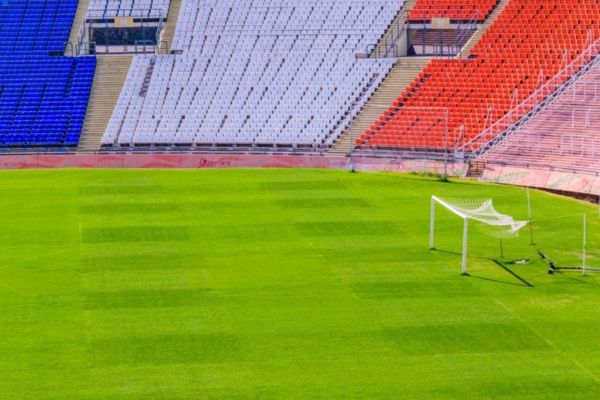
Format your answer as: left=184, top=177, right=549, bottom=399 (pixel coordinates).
left=429, top=197, right=436, bottom=249
left=583, top=213, right=587, bottom=274
left=462, top=218, right=469, bottom=274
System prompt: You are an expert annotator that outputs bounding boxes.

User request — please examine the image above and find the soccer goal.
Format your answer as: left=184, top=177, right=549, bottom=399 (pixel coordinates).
left=429, top=196, right=529, bottom=274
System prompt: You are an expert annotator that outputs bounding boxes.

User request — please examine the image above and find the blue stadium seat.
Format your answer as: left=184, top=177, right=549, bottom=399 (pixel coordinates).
left=0, top=0, right=96, bottom=148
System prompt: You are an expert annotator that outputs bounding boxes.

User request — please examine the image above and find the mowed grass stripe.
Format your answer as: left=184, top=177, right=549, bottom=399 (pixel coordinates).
left=84, top=288, right=215, bottom=310
left=80, top=203, right=181, bottom=214
left=380, top=322, right=550, bottom=354
left=89, top=333, right=241, bottom=366
left=82, top=226, right=190, bottom=243
left=79, top=254, right=190, bottom=272
left=351, top=280, right=485, bottom=299
left=87, top=321, right=549, bottom=368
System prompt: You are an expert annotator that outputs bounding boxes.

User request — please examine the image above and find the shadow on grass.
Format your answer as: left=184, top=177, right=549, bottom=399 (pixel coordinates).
left=492, top=260, right=534, bottom=288
left=432, top=248, right=533, bottom=287
left=432, top=248, right=496, bottom=262
left=552, top=269, right=594, bottom=283
left=560, top=274, right=590, bottom=283
left=467, top=274, right=529, bottom=287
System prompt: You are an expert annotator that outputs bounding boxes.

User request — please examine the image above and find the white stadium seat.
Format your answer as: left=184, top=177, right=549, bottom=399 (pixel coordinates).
left=88, top=0, right=171, bottom=18
left=102, top=0, right=404, bottom=147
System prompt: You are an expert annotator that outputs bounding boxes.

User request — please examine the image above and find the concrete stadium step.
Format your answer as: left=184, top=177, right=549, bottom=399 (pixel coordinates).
left=371, top=0, right=417, bottom=58
left=78, top=55, right=132, bottom=153
left=460, top=0, right=511, bottom=57
left=66, top=0, right=89, bottom=54
left=159, top=0, right=183, bottom=54
left=328, top=57, right=431, bottom=156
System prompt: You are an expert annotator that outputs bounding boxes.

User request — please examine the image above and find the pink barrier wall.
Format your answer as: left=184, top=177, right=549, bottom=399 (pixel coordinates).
left=352, top=157, right=466, bottom=176
left=482, top=164, right=600, bottom=196
left=0, top=153, right=597, bottom=196
left=0, top=153, right=464, bottom=174
left=0, top=154, right=350, bottom=170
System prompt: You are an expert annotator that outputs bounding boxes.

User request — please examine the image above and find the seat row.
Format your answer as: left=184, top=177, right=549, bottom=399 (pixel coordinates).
left=88, top=0, right=171, bottom=18
left=407, top=0, right=500, bottom=22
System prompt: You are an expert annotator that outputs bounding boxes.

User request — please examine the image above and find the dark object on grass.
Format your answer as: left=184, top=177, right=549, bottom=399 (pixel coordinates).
left=537, top=250, right=557, bottom=274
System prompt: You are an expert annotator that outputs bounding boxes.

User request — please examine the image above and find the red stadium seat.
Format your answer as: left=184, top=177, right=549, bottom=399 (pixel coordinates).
left=359, top=0, right=600, bottom=151
left=408, top=0, right=500, bottom=22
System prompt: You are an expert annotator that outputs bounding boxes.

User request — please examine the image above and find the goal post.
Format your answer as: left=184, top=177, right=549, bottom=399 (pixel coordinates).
left=430, top=196, right=471, bottom=274
left=429, top=195, right=529, bottom=274
left=579, top=213, right=600, bottom=274
left=538, top=212, right=600, bottom=275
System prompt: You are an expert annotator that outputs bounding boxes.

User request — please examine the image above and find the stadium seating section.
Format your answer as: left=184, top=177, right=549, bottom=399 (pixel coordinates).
left=102, top=0, right=402, bottom=147
left=408, top=0, right=499, bottom=22
left=1, top=0, right=597, bottom=155
left=0, top=0, right=78, bottom=55
left=359, top=0, right=600, bottom=151
left=483, top=62, right=600, bottom=172
left=0, top=0, right=95, bottom=147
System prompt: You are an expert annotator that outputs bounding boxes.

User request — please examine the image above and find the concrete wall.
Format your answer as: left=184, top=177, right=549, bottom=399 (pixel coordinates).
left=0, top=153, right=597, bottom=196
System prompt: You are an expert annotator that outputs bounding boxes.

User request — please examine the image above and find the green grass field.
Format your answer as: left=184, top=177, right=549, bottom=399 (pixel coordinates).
left=0, top=168, right=598, bottom=399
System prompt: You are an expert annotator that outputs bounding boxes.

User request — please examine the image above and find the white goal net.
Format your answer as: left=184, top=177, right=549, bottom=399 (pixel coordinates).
left=429, top=196, right=529, bottom=273
left=436, top=197, right=529, bottom=239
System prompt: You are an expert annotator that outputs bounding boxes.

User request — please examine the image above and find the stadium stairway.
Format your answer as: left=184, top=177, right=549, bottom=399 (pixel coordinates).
left=332, top=0, right=507, bottom=156
left=459, top=0, right=511, bottom=58
left=67, top=0, right=90, bottom=55
left=78, top=55, right=132, bottom=152
left=159, top=0, right=183, bottom=54
left=371, top=0, right=418, bottom=58
left=328, top=57, right=431, bottom=156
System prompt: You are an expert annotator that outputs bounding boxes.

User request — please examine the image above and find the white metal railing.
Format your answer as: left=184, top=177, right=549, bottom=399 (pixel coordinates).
left=431, top=43, right=461, bottom=56
left=572, top=81, right=600, bottom=102
left=570, top=108, right=600, bottom=129
left=368, top=10, right=410, bottom=58
left=560, top=134, right=599, bottom=157
left=457, top=37, right=600, bottom=161
left=454, top=10, right=481, bottom=56
left=510, top=127, right=541, bottom=152
left=76, top=11, right=88, bottom=54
